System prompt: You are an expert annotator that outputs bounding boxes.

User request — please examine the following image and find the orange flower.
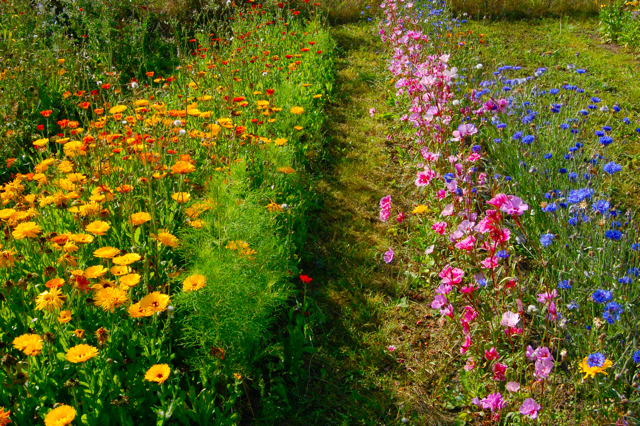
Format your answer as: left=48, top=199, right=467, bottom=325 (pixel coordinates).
left=65, top=344, right=98, bottom=363
left=152, top=229, right=179, bottom=247
left=144, top=364, right=170, bottom=384
left=130, top=212, right=151, bottom=225
left=12, top=222, right=41, bottom=239
left=139, top=291, right=170, bottom=313
left=171, top=192, right=191, bottom=203
left=85, top=221, right=110, bottom=236
left=183, top=274, right=206, bottom=292
left=58, top=310, right=72, bottom=323
left=171, top=161, right=196, bottom=174
left=112, top=253, right=141, bottom=266
left=128, top=302, right=153, bottom=318
left=93, top=247, right=120, bottom=259
left=73, top=329, right=85, bottom=339
left=116, top=185, right=133, bottom=193
left=0, top=406, right=11, bottom=426
left=45, top=278, right=65, bottom=289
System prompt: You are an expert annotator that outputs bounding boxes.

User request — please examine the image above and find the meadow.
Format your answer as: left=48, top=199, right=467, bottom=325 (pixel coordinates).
left=1, top=0, right=640, bottom=425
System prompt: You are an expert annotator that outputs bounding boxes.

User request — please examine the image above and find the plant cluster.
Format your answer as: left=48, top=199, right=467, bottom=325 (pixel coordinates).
left=599, top=0, right=640, bottom=49
left=0, top=1, right=333, bottom=424
left=376, top=0, right=640, bottom=423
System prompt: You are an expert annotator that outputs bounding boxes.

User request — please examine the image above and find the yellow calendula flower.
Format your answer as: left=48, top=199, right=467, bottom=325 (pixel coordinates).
left=412, top=205, right=429, bottom=215
left=84, top=265, right=108, bottom=279
left=152, top=229, right=179, bottom=248
left=94, top=287, right=128, bottom=312
left=110, top=265, right=130, bottom=276
left=171, top=161, right=196, bottom=174
left=35, top=287, right=65, bottom=311
left=12, top=333, right=43, bottom=356
left=139, top=291, right=170, bottom=313
left=171, top=192, right=191, bottom=203
left=109, top=105, right=127, bottom=114
left=144, top=364, right=171, bottom=384
left=85, top=220, right=110, bottom=236
left=274, top=138, right=287, bottom=146
left=290, top=106, right=304, bottom=115
left=65, top=344, right=98, bottom=363
left=112, top=253, right=141, bottom=266
left=69, top=233, right=94, bottom=244
left=119, top=273, right=141, bottom=290
left=130, top=212, right=151, bottom=225
left=93, top=247, right=121, bottom=259
left=58, top=310, right=72, bottom=323
left=12, top=221, right=41, bottom=239
left=183, top=274, right=206, bottom=292
left=44, top=404, right=76, bottom=426
left=128, top=302, right=153, bottom=318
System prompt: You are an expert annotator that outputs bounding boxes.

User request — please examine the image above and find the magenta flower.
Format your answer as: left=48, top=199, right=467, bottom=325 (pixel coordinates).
left=506, top=381, right=520, bottom=392
left=492, top=362, right=507, bottom=381
left=432, top=221, right=447, bottom=235
left=384, top=248, right=394, bottom=263
left=431, top=295, right=448, bottom=309
left=480, top=392, right=504, bottom=413
left=519, top=398, right=541, bottom=419
left=439, top=265, right=464, bottom=285
left=454, top=234, right=476, bottom=252
left=396, top=212, right=405, bottom=223
left=480, top=256, right=499, bottom=270
left=369, top=107, right=376, bottom=117
left=452, top=123, right=478, bottom=141
left=464, top=356, right=476, bottom=371
left=485, top=347, right=499, bottom=360
left=415, top=167, right=435, bottom=187
left=487, top=193, right=509, bottom=208
left=379, top=195, right=392, bottom=222
left=460, top=335, right=471, bottom=354
left=500, top=195, right=529, bottom=216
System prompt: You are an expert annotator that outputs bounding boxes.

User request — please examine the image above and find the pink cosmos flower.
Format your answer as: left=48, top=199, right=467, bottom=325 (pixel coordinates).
left=506, top=381, right=520, bottom=392
left=535, top=358, right=554, bottom=379
left=436, top=189, right=447, bottom=199
left=487, top=193, right=509, bottom=208
left=519, top=398, right=541, bottom=419
left=500, top=311, right=520, bottom=328
left=439, top=265, right=464, bottom=285
left=500, top=195, right=529, bottom=216
left=480, top=392, right=504, bottom=414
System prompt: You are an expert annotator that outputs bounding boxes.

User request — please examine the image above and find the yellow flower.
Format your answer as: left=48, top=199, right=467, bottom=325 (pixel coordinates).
left=93, top=247, right=120, bottom=259
left=412, top=205, right=429, bottom=215
left=171, top=192, right=191, bottom=203
left=65, top=344, right=98, bottom=363
left=139, top=291, right=170, bottom=313
left=44, top=404, right=76, bottom=426
left=183, top=274, right=206, bottom=292
left=58, top=310, right=72, bottom=323
left=128, top=302, right=153, bottom=318
left=110, top=265, right=130, bottom=276
left=69, top=233, right=94, bottom=244
left=85, top=220, right=110, bottom=236
left=94, top=287, right=128, bottom=312
left=109, top=105, right=127, bottom=114
left=579, top=356, right=613, bottom=379
left=112, top=253, right=141, bottom=266
left=152, top=229, right=179, bottom=247
left=84, top=265, right=108, bottom=279
left=290, top=106, right=304, bottom=115
left=35, top=287, right=65, bottom=311
left=12, top=221, right=41, bottom=239
left=119, top=273, right=141, bottom=290
left=144, top=364, right=171, bottom=384
left=130, top=212, right=151, bottom=225
left=12, top=333, right=43, bottom=356
left=0, top=406, right=11, bottom=426
left=266, top=201, right=283, bottom=212
left=274, top=138, right=287, bottom=146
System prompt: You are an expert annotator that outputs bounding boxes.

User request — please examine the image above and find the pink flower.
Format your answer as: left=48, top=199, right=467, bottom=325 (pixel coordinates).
left=464, top=356, right=476, bottom=371
left=506, top=381, right=520, bottom=392
left=479, top=392, right=504, bottom=414
left=384, top=248, right=394, bottom=264
left=460, top=284, right=476, bottom=295
left=388, top=345, right=396, bottom=352
left=452, top=123, right=478, bottom=141
left=440, top=303, right=454, bottom=318
left=468, top=153, right=481, bottom=162
left=420, top=148, right=440, bottom=162
left=454, top=235, right=476, bottom=252
left=537, top=289, right=557, bottom=304
left=492, top=362, right=507, bottom=381
left=500, top=311, right=520, bottom=328
left=439, top=265, right=464, bottom=285
left=415, top=167, right=435, bottom=187
left=460, top=335, right=471, bottom=354
left=432, top=221, right=447, bottom=235
left=481, top=256, right=499, bottom=270
left=431, top=295, right=448, bottom=309
left=441, top=204, right=454, bottom=216
left=478, top=172, right=487, bottom=185
left=485, top=347, right=499, bottom=361
left=436, top=189, right=447, bottom=199
left=435, top=283, right=452, bottom=295
left=396, top=212, right=405, bottom=223
left=487, top=193, right=509, bottom=208
left=369, top=107, right=376, bottom=117
left=500, top=195, right=529, bottom=216
left=534, top=358, right=554, bottom=379
left=519, top=398, right=541, bottom=419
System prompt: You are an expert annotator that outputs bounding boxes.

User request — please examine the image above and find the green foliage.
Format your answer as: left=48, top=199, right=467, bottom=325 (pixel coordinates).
left=599, top=0, right=640, bottom=48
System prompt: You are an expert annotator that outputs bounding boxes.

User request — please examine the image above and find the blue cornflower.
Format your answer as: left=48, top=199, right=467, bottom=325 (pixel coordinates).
left=618, top=276, right=632, bottom=284
left=544, top=153, right=553, bottom=159
left=631, top=243, right=640, bottom=250
left=613, top=105, right=621, bottom=112
left=540, top=233, right=555, bottom=247
left=567, top=188, right=593, bottom=204
left=568, top=300, right=579, bottom=310
left=603, top=302, right=624, bottom=324
left=633, top=350, right=640, bottom=364
left=512, top=131, right=523, bottom=140
left=587, top=352, right=606, bottom=367
left=577, top=69, right=586, bottom=74
left=599, top=136, right=613, bottom=146
left=602, top=126, right=612, bottom=132
left=628, top=268, right=640, bottom=277
left=443, top=173, right=455, bottom=183
left=603, top=162, right=622, bottom=174
left=559, top=168, right=567, bottom=174
left=496, top=250, right=509, bottom=259
left=595, top=130, right=605, bottom=137
left=522, top=135, right=535, bottom=144
left=605, top=230, right=623, bottom=240
left=558, top=280, right=572, bottom=289
left=592, top=290, right=613, bottom=304
left=623, top=117, right=631, bottom=125
left=543, top=203, right=557, bottom=213
left=568, top=216, right=578, bottom=226
left=472, top=145, right=482, bottom=153
left=493, top=138, right=502, bottom=143
left=568, top=172, right=578, bottom=180
left=549, top=88, right=559, bottom=94
left=560, top=123, right=570, bottom=130
left=592, top=200, right=610, bottom=214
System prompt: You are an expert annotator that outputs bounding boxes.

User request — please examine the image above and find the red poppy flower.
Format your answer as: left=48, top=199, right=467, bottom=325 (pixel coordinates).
left=300, top=275, right=312, bottom=283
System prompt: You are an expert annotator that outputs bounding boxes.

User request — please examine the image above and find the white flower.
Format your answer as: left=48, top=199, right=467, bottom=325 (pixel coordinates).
left=178, top=129, right=186, bottom=136
left=476, top=63, right=483, bottom=69
left=173, top=120, right=182, bottom=126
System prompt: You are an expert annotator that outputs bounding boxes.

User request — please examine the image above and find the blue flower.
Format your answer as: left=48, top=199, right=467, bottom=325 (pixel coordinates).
left=522, top=135, right=535, bottom=144
left=493, top=138, right=502, bottom=143
left=602, top=126, right=612, bottom=132
left=472, top=145, right=482, bottom=153
left=599, top=136, right=613, bottom=146
left=592, top=200, right=610, bottom=214
left=623, top=117, right=631, bottom=125
left=512, top=131, right=523, bottom=140
left=631, top=243, right=640, bottom=250
left=568, top=300, right=579, bottom=310
left=443, top=173, right=455, bottom=183
left=592, top=290, right=612, bottom=304
left=587, top=352, right=606, bottom=367
left=496, top=250, right=509, bottom=259
left=544, top=153, right=553, bottom=159
left=603, top=301, right=624, bottom=324
left=605, top=230, right=623, bottom=240
left=603, top=162, right=622, bottom=174
left=540, top=233, right=555, bottom=247
left=558, top=280, right=572, bottom=289
left=633, top=350, right=640, bottom=364
left=595, top=130, right=605, bottom=137
left=543, top=203, right=557, bottom=213
left=629, top=268, right=640, bottom=277
left=577, top=69, right=586, bottom=74
left=618, top=276, right=632, bottom=284
left=567, top=188, right=593, bottom=204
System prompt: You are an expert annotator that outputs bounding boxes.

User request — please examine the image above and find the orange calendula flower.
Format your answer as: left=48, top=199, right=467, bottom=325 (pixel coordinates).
left=94, top=287, right=128, bottom=312
left=65, top=344, right=98, bottom=363
left=112, top=253, right=141, bottom=266
left=119, top=273, right=141, bottom=289
left=84, top=265, right=108, bottom=279
left=110, top=265, right=130, bottom=276
left=152, top=229, right=179, bottom=247
left=35, top=287, right=65, bottom=311
left=85, top=220, right=110, bottom=236
left=128, top=302, right=153, bottom=318
left=12, top=333, right=43, bottom=356
left=116, top=185, right=133, bottom=193
left=44, top=404, right=76, bottom=426
left=0, top=406, right=10, bottom=426
left=277, top=166, right=295, bottom=174
left=130, top=212, right=151, bottom=225
left=290, top=106, right=304, bottom=115
left=12, top=222, right=41, bottom=239
left=93, top=247, right=120, bottom=259
left=274, top=138, right=287, bottom=146
left=139, top=291, right=170, bottom=313
left=69, top=233, right=94, bottom=244
left=171, top=161, right=196, bottom=174
left=183, top=274, right=206, bottom=292
left=73, top=329, right=85, bottom=339
left=171, top=192, right=191, bottom=203
left=58, top=310, right=72, bottom=323
left=109, top=105, right=127, bottom=114
left=144, top=364, right=171, bottom=384
left=45, top=278, right=65, bottom=289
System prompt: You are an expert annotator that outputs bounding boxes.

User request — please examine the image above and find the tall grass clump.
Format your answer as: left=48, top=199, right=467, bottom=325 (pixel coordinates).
left=450, top=0, right=599, bottom=19
left=600, top=0, right=640, bottom=48
left=375, top=0, right=640, bottom=423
